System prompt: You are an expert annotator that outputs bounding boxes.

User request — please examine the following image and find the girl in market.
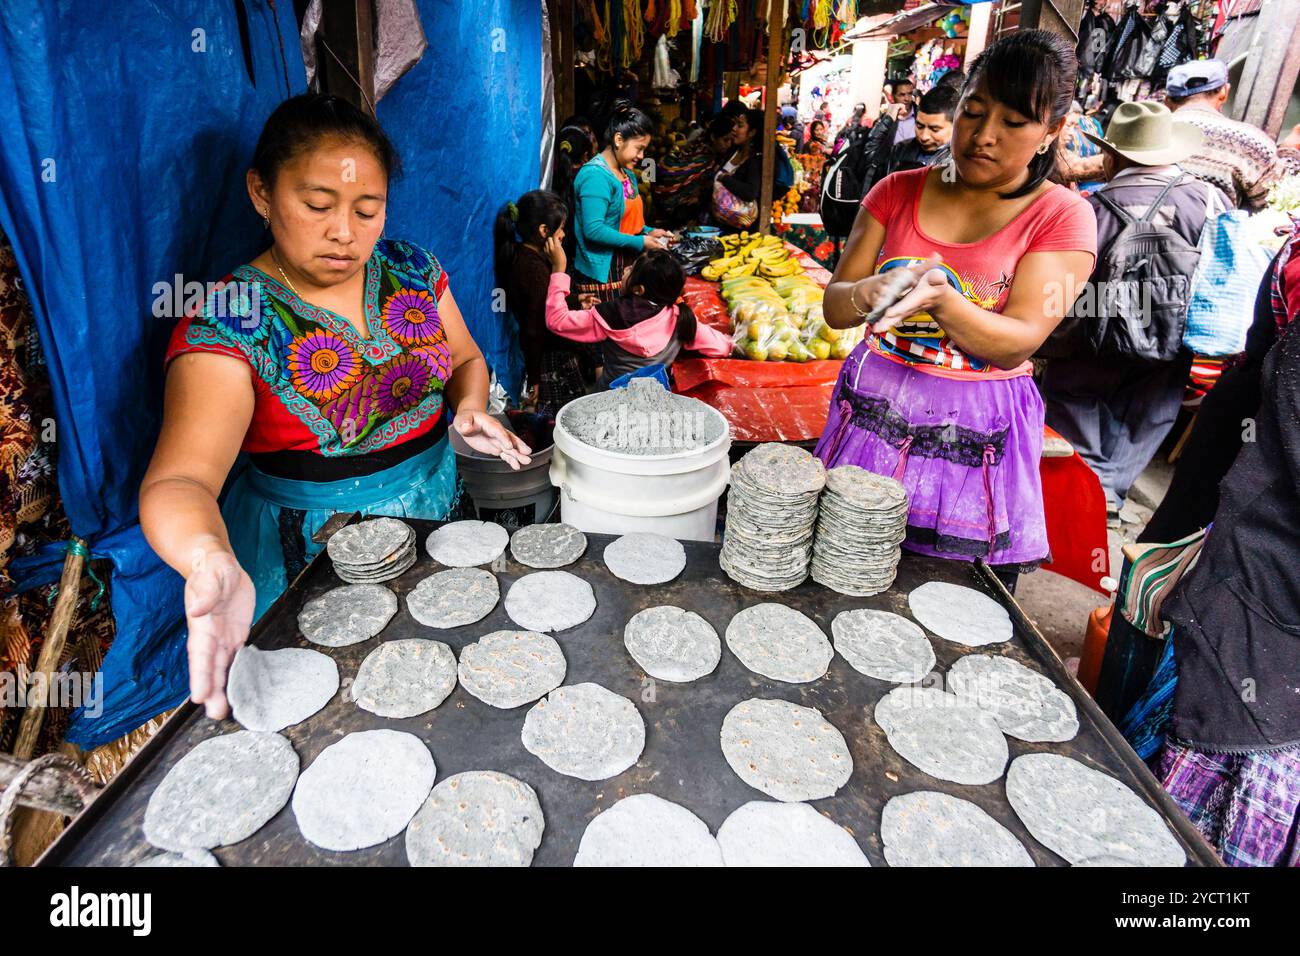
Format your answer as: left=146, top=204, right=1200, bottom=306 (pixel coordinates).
left=139, top=93, right=531, bottom=719
left=570, top=107, right=674, bottom=305
left=816, top=31, right=1098, bottom=591
left=493, top=189, right=588, bottom=415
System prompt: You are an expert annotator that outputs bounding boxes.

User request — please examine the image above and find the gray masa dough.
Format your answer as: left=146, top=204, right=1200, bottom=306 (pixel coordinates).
left=573, top=793, right=723, bottom=866
left=504, top=570, right=596, bottom=632
left=143, top=731, right=298, bottom=852
left=405, top=770, right=544, bottom=867
left=717, top=801, right=870, bottom=867
left=227, top=645, right=339, bottom=733
left=297, top=584, right=397, bottom=648
left=352, top=638, right=457, bottom=718
left=510, top=523, right=587, bottom=569
left=521, top=683, right=645, bottom=781
left=881, top=790, right=1034, bottom=867
left=406, top=568, right=499, bottom=628
left=457, top=630, right=567, bottom=709
left=602, top=533, right=687, bottom=584
left=830, top=609, right=935, bottom=684
left=873, top=686, right=1009, bottom=785
left=291, top=729, right=435, bottom=852
left=425, top=520, right=508, bottom=567
left=623, top=605, right=721, bottom=682
left=719, top=698, right=852, bottom=801
left=908, top=581, right=1012, bottom=647
left=725, top=603, right=833, bottom=683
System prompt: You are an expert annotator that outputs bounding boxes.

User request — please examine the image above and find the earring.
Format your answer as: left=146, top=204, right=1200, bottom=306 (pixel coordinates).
left=1036, top=142, right=1051, bottom=155
left=261, top=209, right=271, bottom=228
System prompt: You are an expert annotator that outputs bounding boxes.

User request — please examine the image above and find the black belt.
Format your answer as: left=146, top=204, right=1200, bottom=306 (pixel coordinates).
left=249, top=417, right=448, bottom=482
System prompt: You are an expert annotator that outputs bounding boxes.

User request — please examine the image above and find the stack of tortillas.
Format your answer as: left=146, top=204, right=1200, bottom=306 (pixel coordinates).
left=326, top=517, right=416, bottom=584
left=720, top=444, right=826, bottom=592
left=811, top=465, right=908, bottom=596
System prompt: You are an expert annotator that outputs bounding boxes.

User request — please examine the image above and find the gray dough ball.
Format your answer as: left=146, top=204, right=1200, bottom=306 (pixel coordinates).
left=725, top=603, right=833, bottom=683
left=717, top=801, right=869, bottom=867
left=623, top=606, right=721, bottom=682
left=602, top=533, right=687, bottom=584
left=947, top=653, right=1079, bottom=743
left=228, top=645, right=339, bottom=733
left=406, top=567, right=500, bottom=629
left=509, top=523, right=587, bottom=569
left=297, top=584, right=397, bottom=648
left=352, top=639, right=458, bottom=718
left=873, top=686, right=1009, bottom=786
left=291, top=729, right=435, bottom=852
left=457, top=630, right=566, bottom=709
left=504, top=570, right=596, bottom=632
left=522, top=683, right=645, bottom=781
left=1006, top=753, right=1185, bottom=866
left=720, top=698, right=852, bottom=802
left=573, top=794, right=723, bottom=867
left=881, top=791, right=1034, bottom=867
left=830, top=609, right=935, bottom=684
left=144, top=731, right=298, bottom=852
left=425, top=520, right=509, bottom=567
left=405, top=770, right=544, bottom=867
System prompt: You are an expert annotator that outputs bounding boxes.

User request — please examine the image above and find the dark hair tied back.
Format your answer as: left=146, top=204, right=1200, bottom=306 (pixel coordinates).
left=604, top=107, right=654, bottom=149
left=252, top=92, right=400, bottom=186
left=964, top=30, right=1076, bottom=199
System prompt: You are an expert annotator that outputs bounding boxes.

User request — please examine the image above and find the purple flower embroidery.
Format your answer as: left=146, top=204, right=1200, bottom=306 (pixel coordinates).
left=381, top=289, right=441, bottom=345
left=412, top=342, right=452, bottom=382
left=375, top=355, right=431, bottom=415
left=288, top=330, right=361, bottom=401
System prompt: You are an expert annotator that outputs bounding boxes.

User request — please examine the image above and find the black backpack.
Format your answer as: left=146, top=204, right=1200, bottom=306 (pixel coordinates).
left=820, top=135, right=870, bottom=237
left=1077, top=174, right=1202, bottom=363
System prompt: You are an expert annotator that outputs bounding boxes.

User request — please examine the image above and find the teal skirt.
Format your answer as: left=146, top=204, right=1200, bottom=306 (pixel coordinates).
left=223, top=437, right=460, bottom=621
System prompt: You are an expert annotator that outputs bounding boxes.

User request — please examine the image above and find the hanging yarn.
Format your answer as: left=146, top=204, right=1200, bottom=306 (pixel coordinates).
left=705, top=0, right=737, bottom=42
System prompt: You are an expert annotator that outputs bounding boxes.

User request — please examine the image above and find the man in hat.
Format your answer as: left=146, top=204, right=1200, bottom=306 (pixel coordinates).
left=1165, top=59, right=1300, bottom=211
left=1041, top=101, right=1231, bottom=524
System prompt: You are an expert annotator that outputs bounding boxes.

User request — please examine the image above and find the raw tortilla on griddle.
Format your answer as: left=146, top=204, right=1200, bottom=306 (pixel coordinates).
left=573, top=793, right=723, bottom=867
left=521, top=683, right=645, bottom=781
left=719, top=698, right=852, bottom=802
left=351, top=638, right=457, bottom=718
left=291, top=729, right=435, bottom=852
left=947, top=653, right=1079, bottom=742
left=405, top=770, right=544, bottom=867
left=881, top=790, right=1034, bottom=867
left=297, top=583, right=397, bottom=648
left=873, top=686, right=1009, bottom=785
left=717, top=801, right=869, bottom=867
left=510, top=522, right=587, bottom=569
left=457, top=630, right=566, bottom=709
left=602, top=532, right=687, bottom=584
left=227, top=645, right=339, bottom=733
left=907, top=580, right=1012, bottom=647
left=1005, top=753, right=1185, bottom=866
left=725, top=603, right=833, bottom=683
left=504, top=570, right=596, bottom=632
left=143, top=731, right=298, bottom=852
left=830, top=608, right=935, bottom=684
left=425, top=520, right=509, bottom=567
left=623, top=605, right=721, bottom=682
left=406, top=567, right=499, bottom=628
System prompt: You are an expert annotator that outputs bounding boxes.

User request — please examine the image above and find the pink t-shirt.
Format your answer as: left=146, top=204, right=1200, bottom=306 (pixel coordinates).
left=861, top=167, right=1097, bottom=377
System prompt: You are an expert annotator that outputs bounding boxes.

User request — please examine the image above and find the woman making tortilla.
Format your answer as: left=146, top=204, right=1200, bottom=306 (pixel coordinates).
left=818, top=32, right=1097, bottom=591
left=140, top=94, right=531, bottom=718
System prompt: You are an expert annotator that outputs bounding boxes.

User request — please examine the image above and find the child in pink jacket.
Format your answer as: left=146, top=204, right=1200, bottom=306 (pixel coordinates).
left=544, top=242, right=733, bottom=388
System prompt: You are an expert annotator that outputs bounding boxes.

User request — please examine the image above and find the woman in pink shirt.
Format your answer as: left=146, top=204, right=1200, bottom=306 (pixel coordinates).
left=544, top=242, right=733, bottom=388
left=818, top=31, right=1098, bottom=589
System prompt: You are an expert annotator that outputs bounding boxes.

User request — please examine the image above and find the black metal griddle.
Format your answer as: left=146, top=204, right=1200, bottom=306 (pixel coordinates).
left=40, top=520, right=1219, bottom=867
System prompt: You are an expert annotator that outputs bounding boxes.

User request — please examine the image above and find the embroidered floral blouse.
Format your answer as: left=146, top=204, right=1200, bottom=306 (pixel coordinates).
left=165, top=239, right=454, bottom=457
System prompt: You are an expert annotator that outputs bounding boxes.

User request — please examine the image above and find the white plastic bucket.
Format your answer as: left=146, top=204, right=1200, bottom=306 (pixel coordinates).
left=549, top=396, right=731, bottom=542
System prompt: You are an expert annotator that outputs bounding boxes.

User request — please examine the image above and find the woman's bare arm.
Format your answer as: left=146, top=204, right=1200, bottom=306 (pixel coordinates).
left=822, top=208, right=889, bottom=329
left=140, top=352, right=254, bottom=574
left=139, top=351, right=257, bottom=719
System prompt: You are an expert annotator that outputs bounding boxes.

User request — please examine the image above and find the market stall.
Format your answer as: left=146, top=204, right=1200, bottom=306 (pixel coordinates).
left=39, top=516, right=1216, bottom=867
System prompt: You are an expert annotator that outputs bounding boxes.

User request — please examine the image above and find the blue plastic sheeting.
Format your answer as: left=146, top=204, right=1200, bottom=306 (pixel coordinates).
left=0, top=2, right=305, bottom=746
left=377, top=0, right=542, bottom=403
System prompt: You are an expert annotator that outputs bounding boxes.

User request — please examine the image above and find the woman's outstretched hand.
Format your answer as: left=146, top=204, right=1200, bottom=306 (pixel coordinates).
left=185, top=545, right=255, bottom=720
left=455, top=410, right=533, bottom=470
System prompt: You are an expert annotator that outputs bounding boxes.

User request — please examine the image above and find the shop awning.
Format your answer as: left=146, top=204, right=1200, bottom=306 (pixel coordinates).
left=842, top=3, right=958, bottom=40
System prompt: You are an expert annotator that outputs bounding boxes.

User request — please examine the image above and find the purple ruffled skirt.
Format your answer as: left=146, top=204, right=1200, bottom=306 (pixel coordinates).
left=814, top=344, right=1048, bottom=568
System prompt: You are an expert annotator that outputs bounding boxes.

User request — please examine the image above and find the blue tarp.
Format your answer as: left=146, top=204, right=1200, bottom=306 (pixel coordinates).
left=378, top=0, right=539, bottom=402
left=0, top=1, right=540, bottom=746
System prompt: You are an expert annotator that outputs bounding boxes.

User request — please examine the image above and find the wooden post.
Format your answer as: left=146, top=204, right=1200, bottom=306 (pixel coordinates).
left=12, top=540, right=86, bottom=760
left=318, top=0, right=377, bottom=113
left=758, top=0, right=786, bottom=236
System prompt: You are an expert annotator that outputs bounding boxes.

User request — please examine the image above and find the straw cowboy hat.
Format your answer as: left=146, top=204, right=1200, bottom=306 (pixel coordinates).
left=1083, top=100, right=1203, bottom=166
